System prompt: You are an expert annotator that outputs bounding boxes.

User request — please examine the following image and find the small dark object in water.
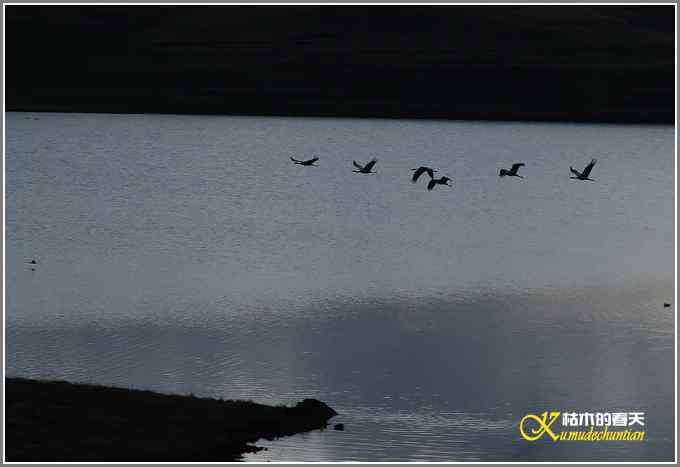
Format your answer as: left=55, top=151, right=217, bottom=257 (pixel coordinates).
left=28, top=260, right=37, bottom=264
left=30, top=268, right=36, bottom=272
left=664, top=303, right=671, bottom=307
left=333, top=423, right=344, bottom=431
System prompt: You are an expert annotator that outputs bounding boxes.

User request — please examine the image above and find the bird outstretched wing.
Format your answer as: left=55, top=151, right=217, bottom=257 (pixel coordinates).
left=412, top=167, right=426, bottom=182
left=581, top=159, right=597, bottom=178
left=510, top=163, right=525, bottom=175
left=570, top=167, right=581, bottom=177
left=364, top=159, right=377, bottom=171
left=353, top=161, right=363, bottom=170
left=427, top=179, right=437, bottom=191
left=290, top=157, right=301, bottom=163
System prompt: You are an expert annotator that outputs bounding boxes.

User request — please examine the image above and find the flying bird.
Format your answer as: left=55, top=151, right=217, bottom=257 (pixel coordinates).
left=570, top=159, right=597, bottom=181
left=290, top=156, right=319, bottom=166
left=427, top=176, right=452, bottom=191
left=499, top=163, right=525, bottom=178
left=411, top=166, right=436, bottom=183
left=353, top=158, right=377, bottom=174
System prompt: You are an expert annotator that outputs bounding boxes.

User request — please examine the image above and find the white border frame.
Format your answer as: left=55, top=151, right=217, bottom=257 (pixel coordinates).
left=2, top=2, right=676, bottom=465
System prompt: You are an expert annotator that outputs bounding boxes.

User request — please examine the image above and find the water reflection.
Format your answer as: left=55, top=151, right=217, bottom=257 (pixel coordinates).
left=7, top=284, right=674, bottom=461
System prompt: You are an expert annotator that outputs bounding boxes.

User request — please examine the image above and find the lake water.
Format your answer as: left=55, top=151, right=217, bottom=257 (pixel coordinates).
left=5, top=112, right=675, bottom=461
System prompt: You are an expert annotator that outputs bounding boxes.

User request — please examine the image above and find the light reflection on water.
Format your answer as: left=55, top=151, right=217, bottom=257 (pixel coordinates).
left=7, top=285, right=674, bottom=461
left=5, top=113, right=675, bottom=461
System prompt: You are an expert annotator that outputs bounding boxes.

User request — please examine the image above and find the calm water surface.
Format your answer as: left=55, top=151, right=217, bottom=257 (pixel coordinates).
left=5, top=112, right=675, bottom=461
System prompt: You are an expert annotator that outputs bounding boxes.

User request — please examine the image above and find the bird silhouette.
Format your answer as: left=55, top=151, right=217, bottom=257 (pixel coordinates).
left=353, top=158, right=377, bottom=174
left=411, top=166, right=436, bottom=183
left=290, top=156, right=319, bottom=166
left=427, top=176, right=452, bottom=191
left=570, top=159, right=597, bottom=180
left=499, top=163, right=525, bottom=178
left=27, top=260, right=37, bottom=265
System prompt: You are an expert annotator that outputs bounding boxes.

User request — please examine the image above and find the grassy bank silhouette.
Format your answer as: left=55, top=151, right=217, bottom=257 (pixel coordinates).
left=5, top=377, right=337, bottom=461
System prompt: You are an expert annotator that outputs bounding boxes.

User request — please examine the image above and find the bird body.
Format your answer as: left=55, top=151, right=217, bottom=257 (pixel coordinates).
left=290, top=156, right=319, bottom=166
left=353, top=158, right=377, bottom=174
left=411, top=166, right=436, bottom=183
left=499, top=163, right=525, bottom=178
left=570, top=159, right=597, bottom=180
left=427, top=176, right=452, bottom=191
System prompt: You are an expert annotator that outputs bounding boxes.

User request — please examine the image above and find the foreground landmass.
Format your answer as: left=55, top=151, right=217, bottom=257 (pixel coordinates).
left=6, top=6, right=674, bottom=124
left=5, top=377, right=337, bottom=461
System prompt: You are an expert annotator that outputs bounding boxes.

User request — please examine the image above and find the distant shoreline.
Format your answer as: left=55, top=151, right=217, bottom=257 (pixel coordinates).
left=5, top=377, right=337, bottom=462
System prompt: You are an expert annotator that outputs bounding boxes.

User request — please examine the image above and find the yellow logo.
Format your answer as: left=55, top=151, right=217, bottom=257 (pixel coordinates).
left=519, top=411, right=561, bottom=441
left=519, top=410, right=646, bottom=442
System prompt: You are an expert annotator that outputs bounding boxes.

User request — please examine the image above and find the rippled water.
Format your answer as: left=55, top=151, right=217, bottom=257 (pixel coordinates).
left=5, top=112, right=675, bottom=461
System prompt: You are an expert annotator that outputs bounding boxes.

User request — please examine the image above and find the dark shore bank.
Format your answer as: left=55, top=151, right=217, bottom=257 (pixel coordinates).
left=5, top=378, right=337, bottom=461
left=6, top=6, right=674, bottom=124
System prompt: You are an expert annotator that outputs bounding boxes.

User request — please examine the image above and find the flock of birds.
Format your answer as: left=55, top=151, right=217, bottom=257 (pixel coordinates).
left=24, top=156, right=672, bottom=309
left=290, top=156, right=598, bottom=189
left=289, top=155, right=675, bottom=308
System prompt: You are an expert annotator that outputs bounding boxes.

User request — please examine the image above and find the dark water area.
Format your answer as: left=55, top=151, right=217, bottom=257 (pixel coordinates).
left=5, top=113, right=675, bottom=461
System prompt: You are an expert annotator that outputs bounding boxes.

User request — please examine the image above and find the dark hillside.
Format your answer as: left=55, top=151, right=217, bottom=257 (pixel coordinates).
left=5, top=5, right=675, bottom=123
